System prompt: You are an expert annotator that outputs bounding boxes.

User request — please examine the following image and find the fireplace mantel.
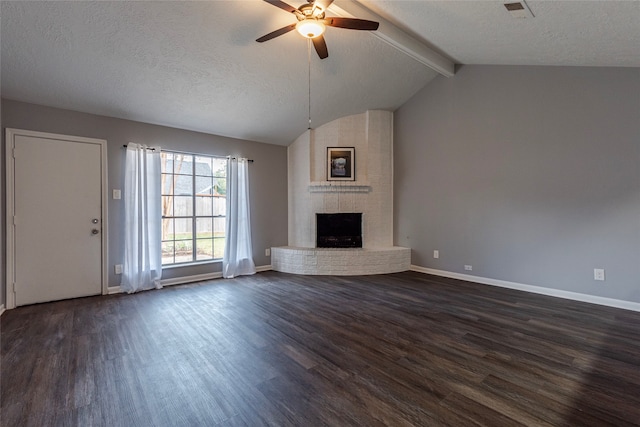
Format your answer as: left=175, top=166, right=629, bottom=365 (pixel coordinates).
left=308, top=181, right=371, bottom=193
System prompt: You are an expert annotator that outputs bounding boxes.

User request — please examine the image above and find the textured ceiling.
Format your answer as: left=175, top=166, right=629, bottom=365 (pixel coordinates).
left=366, top=0, right=640, bottom=67
left=0, top=1, right=437, bottom=145
left=2, top=1, right=638, bottom=146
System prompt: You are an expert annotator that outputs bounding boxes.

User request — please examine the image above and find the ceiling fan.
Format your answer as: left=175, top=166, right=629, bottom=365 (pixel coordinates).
left=256, top=0, right=379, bottom=59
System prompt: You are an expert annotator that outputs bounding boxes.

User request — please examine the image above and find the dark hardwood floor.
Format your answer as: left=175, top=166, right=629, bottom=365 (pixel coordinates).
left=2, top=271, right=640, bottom=426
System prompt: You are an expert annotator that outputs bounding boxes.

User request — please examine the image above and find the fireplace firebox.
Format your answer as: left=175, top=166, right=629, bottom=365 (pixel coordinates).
left=316, top=213, right=362, bottom=248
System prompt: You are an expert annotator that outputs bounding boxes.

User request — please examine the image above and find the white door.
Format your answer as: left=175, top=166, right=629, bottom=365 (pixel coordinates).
left=7, top=129, right=107, bottom=307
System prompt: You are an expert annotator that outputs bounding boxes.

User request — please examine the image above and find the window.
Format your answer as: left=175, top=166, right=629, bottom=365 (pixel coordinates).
left=161, top=151, right=227, bottom=265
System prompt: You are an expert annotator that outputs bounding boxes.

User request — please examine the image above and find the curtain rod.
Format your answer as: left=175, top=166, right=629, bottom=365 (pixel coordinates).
left=122, top=144, right=156, bottom=150
left=122, top=145, right=253, bottom=162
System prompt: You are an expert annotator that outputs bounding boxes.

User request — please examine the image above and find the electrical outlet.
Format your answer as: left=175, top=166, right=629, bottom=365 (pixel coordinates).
left=594, top=268, right=605, bottom=281
left=265, top=248, right=271, bottom=257
left=464, top=265, right=473, bottom=271
left=115, top=264, right=123, bottom=275
left=113, top=189, right=121, bottom=200
left=433, top=250, right=439, bottom=259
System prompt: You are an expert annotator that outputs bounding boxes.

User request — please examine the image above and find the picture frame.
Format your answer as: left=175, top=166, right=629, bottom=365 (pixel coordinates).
left=327, top=147, right=355, bottom=181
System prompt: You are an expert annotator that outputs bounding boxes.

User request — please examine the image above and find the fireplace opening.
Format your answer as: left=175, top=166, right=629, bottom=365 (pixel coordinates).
left=316, top=213, right=362, bottom=248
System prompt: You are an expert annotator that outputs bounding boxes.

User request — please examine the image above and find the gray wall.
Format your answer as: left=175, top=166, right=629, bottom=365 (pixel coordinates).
left=394, top=65, right=640, bottom=303
left=1, top=99, right=288, bottom=306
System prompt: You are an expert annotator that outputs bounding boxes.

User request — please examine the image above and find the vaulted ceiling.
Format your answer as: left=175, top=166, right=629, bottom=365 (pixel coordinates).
left=2, top=1, right=638, bottom=146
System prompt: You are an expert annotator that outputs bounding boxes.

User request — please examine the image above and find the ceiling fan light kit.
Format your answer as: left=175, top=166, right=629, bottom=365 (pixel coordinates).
left=257, top=0, right=380, bottom=59
left=297, top=20, right=326, bottom=38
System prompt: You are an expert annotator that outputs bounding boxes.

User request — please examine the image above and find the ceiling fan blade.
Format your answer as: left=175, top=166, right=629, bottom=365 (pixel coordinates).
left=263, top=0, right=298, bottom=14
left=256, top=23, right=297, bottom=43
left=312, top=35, right=329, bottom=59
left=312, top=0, right=334, bottom=14
left=325, top=17, right=379, bottom=31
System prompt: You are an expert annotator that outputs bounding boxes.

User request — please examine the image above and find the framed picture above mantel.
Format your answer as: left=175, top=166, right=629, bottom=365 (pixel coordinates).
left=327, top=147, right=355, bottom=181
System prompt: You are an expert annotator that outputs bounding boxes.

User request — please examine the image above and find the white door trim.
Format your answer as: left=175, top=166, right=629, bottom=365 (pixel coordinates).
left=5, top=128, right=109, bottom=310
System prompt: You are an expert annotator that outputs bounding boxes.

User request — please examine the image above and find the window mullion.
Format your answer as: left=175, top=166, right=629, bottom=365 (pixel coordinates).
left=191, top=155, right=197, bottom=262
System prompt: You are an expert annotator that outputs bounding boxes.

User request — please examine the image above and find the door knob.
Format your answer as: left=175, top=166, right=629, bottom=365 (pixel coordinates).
left=92, top=218, right=99, bottom=224
left=92, top=229, right=100, bottom=235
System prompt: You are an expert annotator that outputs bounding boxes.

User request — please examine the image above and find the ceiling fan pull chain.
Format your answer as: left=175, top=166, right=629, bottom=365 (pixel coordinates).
left=308, top=38, right=312, bottom=130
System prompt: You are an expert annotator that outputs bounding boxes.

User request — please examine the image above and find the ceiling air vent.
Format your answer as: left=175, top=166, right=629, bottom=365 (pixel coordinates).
left=504, top=1, right=534, bottom=19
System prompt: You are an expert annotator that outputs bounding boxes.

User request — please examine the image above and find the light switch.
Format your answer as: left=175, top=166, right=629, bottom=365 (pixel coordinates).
left=113, top=189, right=121, bottom=200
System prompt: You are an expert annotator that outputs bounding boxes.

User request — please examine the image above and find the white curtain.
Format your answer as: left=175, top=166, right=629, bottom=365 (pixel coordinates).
left=223, top=157, right=256, bottom=278
left=122, top=143, right=163, bottom=293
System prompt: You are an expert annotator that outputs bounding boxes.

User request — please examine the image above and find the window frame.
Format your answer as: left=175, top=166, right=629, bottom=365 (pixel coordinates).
left=160, top=150, right=227, bottom=266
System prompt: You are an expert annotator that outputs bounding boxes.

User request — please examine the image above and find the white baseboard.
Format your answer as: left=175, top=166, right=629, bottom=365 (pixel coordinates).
left=256, top=264, right=272, bottom=273
left=107, top=286, right=122, bottom=295
left=108, top=265, right=273, bottom=294
left=411, top=265, right=640, bottom=313
left=0, top=304, right=5, bottom=316
left=160, top=271, right=223, bottom=287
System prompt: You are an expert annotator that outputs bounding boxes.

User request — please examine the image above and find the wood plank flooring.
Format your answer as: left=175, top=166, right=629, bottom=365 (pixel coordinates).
left=2, top=271, right=640, bottom=426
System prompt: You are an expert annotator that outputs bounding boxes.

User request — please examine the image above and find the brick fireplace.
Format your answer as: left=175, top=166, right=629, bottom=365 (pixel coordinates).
left=271, top=110, right=410, bottom=275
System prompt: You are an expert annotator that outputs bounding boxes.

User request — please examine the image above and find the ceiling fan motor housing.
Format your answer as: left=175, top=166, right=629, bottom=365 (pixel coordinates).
left=298, top=3, right=325, bottom=20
